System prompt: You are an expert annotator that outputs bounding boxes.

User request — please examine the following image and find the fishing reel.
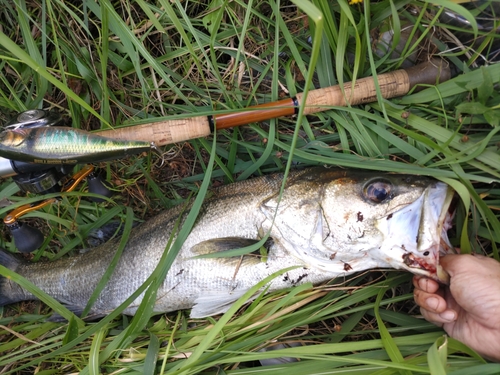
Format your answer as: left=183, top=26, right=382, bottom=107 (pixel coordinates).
left=5, top=164, right=110, bottom=254
left=0, top=108, right=153, bottom=254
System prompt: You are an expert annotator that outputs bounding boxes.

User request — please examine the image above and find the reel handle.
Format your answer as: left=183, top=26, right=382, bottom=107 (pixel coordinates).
left=6, top=222, right=44, bottom=254
left=87, top=172, right=112, bottom=202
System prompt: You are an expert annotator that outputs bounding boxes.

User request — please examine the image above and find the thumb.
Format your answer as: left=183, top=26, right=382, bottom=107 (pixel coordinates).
left=439, top=254, right=469, bottom=277
left=440, top=253, right=488, bottom=278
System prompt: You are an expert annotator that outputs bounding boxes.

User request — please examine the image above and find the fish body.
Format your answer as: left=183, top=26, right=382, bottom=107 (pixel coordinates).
left=0, top=127, right=152, bottom=164
left=0, top=168, right=455, bottom=318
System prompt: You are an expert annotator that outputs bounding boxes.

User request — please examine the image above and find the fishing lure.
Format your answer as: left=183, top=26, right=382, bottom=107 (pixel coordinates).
left=0, top=126, right=153, bottom=164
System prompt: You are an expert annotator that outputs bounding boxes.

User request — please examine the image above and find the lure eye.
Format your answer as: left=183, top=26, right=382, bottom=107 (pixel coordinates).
left=364, top=180, right=393, bottom=203
left=0, top=131, right=24, bottom=147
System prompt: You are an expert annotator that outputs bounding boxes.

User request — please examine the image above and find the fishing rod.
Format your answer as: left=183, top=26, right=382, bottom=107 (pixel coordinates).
left=0, top=58, right=453, bottom=253
left=0, top=58, right=454, bottom=171
left=96, top=58, right=452, bottom=145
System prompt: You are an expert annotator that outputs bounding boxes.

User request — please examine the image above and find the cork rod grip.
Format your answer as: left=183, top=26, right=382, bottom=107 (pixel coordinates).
left=295, top=58, right=450, bottom=114
left=97, top=116, right=212, bottom=146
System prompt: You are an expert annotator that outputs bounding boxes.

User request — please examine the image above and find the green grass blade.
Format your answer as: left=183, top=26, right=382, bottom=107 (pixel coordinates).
left=89, top=324, right=108, bottom=375
left=0, top=30, right=104, bottom=122
left=62, top=315, right=80, bottom=346
left=81, top=206, right=134, bottom=317
left=144, top=332, right=160, bottom=375
left=373, top=287, right=413, bottom=375
left=426, top=335, right=448, bottom=375
left=14, top=0, right=48, bottom=108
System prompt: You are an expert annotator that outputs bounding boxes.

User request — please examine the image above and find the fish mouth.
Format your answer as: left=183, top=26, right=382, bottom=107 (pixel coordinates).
left=377, top=182, right=457, bottom=284
left=410, top=190, right=457, bottom=284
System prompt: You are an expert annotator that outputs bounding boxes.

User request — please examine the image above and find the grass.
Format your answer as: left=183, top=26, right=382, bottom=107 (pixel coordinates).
left=0, top=0, right=499, bottom=373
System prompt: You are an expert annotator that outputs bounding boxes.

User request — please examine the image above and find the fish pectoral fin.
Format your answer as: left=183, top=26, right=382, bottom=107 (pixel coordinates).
left=190, top=289, right=252, bottom=318
left=191, top=237, right=261, bottom=255
left=191, top=237, right=271, bottom=266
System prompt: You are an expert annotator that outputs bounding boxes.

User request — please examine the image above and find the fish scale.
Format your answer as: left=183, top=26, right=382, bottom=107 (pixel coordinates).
left=0, top=167, right=455, bottom=319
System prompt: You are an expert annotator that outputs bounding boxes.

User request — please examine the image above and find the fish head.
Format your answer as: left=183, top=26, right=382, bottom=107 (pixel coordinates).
left=372, top=176, right=456, bottom=284
left=317, top=171, right=456, bottom=283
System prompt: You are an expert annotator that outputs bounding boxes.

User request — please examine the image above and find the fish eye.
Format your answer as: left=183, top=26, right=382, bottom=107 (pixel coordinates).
left=364, top=179, right=393, bottom=203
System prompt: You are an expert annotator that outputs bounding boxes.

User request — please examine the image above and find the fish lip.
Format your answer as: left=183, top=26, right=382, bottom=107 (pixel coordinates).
left=402, top=252, right=450, bottom=284
left=404, top=188, right=457, bottom=284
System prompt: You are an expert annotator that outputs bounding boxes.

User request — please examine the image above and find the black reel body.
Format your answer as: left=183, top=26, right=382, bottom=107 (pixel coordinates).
left=13, top=166, right=73, bottom=195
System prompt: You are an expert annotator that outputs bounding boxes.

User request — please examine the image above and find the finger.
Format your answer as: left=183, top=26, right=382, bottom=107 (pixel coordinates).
left=412, top=276, right=440, bottom=294
left=419, top=307, right=443, bottom=327
left=414, top=287, right=448, bottom=313
left=420, top=306, right=457, bottom=325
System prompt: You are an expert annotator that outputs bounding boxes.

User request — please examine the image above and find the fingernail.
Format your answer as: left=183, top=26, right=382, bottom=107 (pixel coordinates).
left=440, top=310, right=456, bottom=322
left=418, top=277, right=428, bottom=289
left=426, top=297, right=439, bottom=310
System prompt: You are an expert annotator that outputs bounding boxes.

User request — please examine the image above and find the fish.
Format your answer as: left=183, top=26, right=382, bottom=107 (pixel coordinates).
left=0, top=127, right=152, bottom=164
left=0, top=167, right=456, bottom=319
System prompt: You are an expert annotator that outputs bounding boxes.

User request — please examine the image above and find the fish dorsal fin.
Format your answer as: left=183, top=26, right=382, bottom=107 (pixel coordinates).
left=190, top=289, right=251, bottom=318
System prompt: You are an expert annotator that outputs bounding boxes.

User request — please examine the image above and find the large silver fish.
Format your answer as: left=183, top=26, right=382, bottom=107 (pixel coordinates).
left=0, top=168, right=456, bottom=318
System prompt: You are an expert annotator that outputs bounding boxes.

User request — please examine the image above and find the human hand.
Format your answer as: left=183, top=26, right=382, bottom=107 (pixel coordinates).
left=413, top=254, right=500, bottom=362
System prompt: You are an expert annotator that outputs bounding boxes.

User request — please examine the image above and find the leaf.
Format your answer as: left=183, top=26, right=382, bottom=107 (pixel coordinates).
left=144, top=332, right=160, bottom=375
left=89, top=325, right=108, bottom=375
left=373, top=286, right=413, bottom=375
left=62, top=316, right=81, bottom=346
left=400, top=63, right=500, bottom=105
left=427, top=335, right=448, bottom=375
left=447, top=337, right=486, bottom=362
left=202, top=0, right=225, bottom=36
left=455, top=102, right=490, bottom=116
left=477, top=67, right=494, bottom=105
left=484, top=109, right=500, bottom=127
